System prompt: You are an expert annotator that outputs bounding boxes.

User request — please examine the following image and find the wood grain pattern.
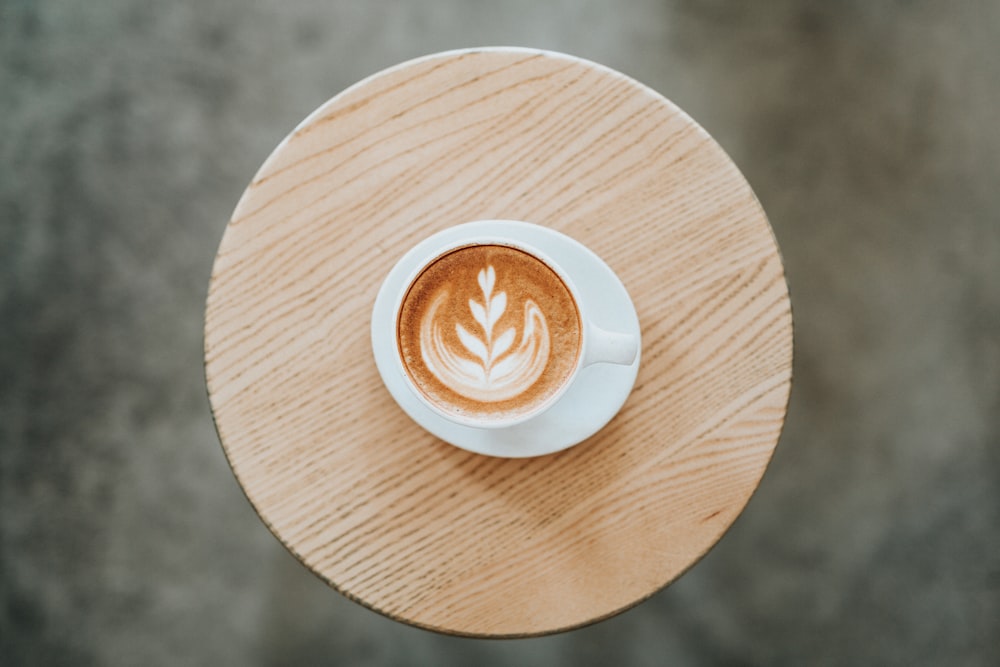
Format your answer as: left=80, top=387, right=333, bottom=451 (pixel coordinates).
left=204, top=48, right=793, bottom=637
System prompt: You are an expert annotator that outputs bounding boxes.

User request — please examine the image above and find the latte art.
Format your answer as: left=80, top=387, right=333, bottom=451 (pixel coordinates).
left=420, top=266, right=550, bottom=401
left=397, top=244, right=582, bottom=421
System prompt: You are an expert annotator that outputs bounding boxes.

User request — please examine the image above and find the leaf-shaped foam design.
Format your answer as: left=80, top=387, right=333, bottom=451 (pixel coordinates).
left=456, top=323, right=488, bottom=364
left=419, top=267, right=550, bottom=403
left=492, top=328, right=515, bottom=360
left=487, top=291, right=506, bottom=333
left=469, top=300, right=487, bottom=329
left=477, top=266, right=496, bottom=298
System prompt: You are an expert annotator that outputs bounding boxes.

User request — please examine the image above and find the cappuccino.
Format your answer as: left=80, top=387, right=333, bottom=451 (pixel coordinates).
left=397, top=244, right=582, bottom=422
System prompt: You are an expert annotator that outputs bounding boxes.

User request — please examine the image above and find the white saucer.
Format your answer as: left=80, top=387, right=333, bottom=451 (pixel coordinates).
left=371, top=221, right=641, bottom=458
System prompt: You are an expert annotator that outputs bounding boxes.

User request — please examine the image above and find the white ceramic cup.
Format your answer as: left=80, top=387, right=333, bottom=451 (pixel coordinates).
left=380, top=227, right=638, bottom=431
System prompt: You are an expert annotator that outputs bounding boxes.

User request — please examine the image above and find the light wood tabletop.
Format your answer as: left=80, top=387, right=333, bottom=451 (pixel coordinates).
left=204, top=48, right=793, bottom=637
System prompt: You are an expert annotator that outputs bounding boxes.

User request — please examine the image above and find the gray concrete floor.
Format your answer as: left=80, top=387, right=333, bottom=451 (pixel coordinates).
left=2, top=1, right=998, bottom=665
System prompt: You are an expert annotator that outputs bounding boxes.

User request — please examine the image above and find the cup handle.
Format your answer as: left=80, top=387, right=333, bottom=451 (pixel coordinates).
left=582, top=322, right=639, bottom=367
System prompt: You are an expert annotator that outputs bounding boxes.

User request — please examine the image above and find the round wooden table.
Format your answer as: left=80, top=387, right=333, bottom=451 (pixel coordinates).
left=204, top=48, right=793, bottom=637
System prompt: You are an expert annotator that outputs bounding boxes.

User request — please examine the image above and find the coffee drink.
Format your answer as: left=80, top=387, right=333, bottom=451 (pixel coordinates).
left=397, top=244, right=582, bottom=422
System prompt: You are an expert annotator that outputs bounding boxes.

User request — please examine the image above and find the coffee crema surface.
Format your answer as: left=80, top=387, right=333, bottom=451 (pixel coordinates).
left=397, top=244, right=582, bottom=421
